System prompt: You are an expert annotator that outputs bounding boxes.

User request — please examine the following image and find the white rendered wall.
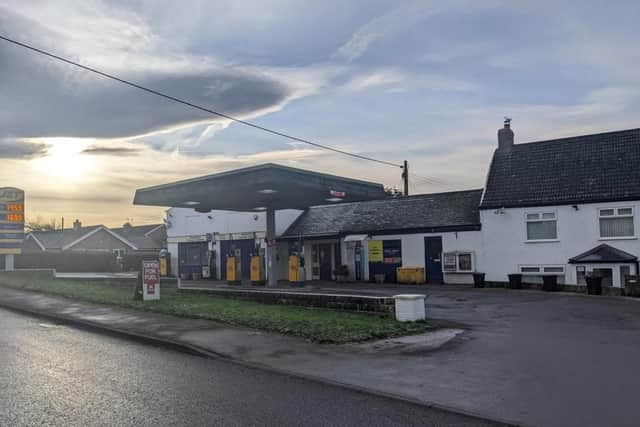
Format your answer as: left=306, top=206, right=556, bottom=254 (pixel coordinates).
left=360, top=231, right=484, bottom=284
left=166, top=208, right=302, bottom=239
left=480, top=201, right=640, bottom=286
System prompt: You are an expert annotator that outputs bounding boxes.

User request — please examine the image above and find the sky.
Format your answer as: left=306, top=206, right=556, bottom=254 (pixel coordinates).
left=1, top=0, right=639, bottom=227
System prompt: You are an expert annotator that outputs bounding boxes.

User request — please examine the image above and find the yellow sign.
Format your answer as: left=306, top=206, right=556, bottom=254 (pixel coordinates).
left=368, top=240, right=383, bottom=262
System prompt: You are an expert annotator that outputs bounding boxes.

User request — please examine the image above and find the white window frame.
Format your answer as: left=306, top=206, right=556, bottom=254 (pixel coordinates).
left=598, top=206, right=635, bottom=239
left=519, top=264, right=565, bottom=275
left=443, top=251, right=474, bottom=273
left=525, top=211, right=558, bottom=242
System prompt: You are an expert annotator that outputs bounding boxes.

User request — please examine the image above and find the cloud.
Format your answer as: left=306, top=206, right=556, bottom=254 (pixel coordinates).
left=0, top=4, right=293, bottom=141
left=81, top=145, right=142, bottom=156
left=0, top=139, right=47, bottom=159
left=334, top=2, right=455, bottom=62
left=343, top=68, right=477, bottom=93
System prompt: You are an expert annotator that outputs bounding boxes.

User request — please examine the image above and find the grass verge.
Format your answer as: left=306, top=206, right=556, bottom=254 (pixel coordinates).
left=0, top=278, right=429, bottom=343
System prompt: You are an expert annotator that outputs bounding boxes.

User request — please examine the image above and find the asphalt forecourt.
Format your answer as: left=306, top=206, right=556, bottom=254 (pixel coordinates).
left=0, top=277, right=429, bottom=343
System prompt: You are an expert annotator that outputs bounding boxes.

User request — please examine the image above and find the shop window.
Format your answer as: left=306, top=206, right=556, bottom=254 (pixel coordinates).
left=599, top=207, right=634, bottom=238
left=443, top=252, right=474, bottom=273
left=382, top=240, right=402, bottom=264
left=526, top=212, right=557, bottom=241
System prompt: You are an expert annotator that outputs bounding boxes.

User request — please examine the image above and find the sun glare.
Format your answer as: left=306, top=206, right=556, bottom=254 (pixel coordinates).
left=33, top=139, right=97, bottom=178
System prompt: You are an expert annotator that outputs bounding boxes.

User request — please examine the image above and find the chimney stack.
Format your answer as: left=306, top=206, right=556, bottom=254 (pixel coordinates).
left=498, top=117, right=514, bottom=150
left=73, top=219, right=82, bottom=231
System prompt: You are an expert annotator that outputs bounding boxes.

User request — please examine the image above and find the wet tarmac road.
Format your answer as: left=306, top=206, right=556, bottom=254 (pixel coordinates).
left=0, top=308, right=502, bottom=427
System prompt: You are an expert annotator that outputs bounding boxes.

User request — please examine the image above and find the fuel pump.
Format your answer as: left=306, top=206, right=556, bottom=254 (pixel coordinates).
left=226, top=243, right=242, bottom=285
left=288, top=241, right=305, bottom=287
left=250, top=241, right=265, bottom=286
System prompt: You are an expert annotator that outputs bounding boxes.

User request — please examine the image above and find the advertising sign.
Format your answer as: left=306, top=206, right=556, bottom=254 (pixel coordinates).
left=368, top=240, right=383, bottom=263
left=0, top=187, right=25, bottom=255
left=142, top=260, right=160, bottom=301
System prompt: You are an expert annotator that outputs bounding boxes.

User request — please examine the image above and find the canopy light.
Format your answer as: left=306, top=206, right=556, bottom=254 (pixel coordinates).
left=258, top=189, right=277, bottom=194
left=183, top=201, right=200, bottom=206
left=253, top=206, right=267, bottom=211
left=326, top=198, right=343, bottom=202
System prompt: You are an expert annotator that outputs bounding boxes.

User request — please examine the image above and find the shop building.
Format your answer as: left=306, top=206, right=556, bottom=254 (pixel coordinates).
left=280, top=189, right=483, bottom=284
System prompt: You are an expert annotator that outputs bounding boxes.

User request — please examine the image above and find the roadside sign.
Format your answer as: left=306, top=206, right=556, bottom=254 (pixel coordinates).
left=142, top=260, right=160, bottom=301
left=0, top=187, right=25, bottom=255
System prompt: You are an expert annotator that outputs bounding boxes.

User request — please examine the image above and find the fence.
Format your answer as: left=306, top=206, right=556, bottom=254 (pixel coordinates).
left=14, top=251, right=159, bottom=273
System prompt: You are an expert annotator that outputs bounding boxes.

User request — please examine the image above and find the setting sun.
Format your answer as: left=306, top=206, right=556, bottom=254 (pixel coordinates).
left=32, top=139, right=97, bottom=178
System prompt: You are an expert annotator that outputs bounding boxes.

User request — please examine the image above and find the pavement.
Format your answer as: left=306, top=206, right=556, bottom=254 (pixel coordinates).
left=0, top=308, right=502, bottom=427
left=1, top=285, right=640, bottom=427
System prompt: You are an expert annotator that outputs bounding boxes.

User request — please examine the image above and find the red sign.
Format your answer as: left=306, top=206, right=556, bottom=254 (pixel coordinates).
left=142, top=260, right=160, bottom=299
left=329, top=190, right=346, bottom=198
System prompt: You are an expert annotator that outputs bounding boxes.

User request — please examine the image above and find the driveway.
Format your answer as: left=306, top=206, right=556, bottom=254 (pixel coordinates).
left=419, top=288, right=640, bottom=427
left=177, top=282, right=640, bottom=426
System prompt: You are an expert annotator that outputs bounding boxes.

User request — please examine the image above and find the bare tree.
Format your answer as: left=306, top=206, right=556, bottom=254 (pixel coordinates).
left=25, top=216, right=58, bottom=232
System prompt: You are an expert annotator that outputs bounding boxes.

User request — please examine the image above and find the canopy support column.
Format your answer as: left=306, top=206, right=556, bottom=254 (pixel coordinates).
left=266, top=207, right=277, bottom=288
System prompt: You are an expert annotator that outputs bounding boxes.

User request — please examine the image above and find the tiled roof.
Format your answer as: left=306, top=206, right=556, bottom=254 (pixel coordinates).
left=480, top=128, right=640, bottom=209
left=27, top=224, right=165, bottom=251
left=29, top=225, right=104, bottom=249
left=282, top=189, right=483, bottom=238
left=569, top=244, right=637, bottom=264
left=111, top=224, right=166, bottom=250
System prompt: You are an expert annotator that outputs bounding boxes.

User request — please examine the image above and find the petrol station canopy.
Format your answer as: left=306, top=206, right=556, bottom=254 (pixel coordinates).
left=133, top=163, right=387, bottom=212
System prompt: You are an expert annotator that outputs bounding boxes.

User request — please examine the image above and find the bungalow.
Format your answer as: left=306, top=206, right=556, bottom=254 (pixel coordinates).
left=479, top=122, right=640, bottom=290
left=19, top=220, right=166, bottom=272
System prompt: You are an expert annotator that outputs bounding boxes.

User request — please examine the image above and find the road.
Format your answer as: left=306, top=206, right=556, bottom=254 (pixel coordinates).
left=0, top=308, right=501, bottom=427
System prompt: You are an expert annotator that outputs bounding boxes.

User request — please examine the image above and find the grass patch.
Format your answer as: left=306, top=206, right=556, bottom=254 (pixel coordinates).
left=0, top=278, right=429, bottom=343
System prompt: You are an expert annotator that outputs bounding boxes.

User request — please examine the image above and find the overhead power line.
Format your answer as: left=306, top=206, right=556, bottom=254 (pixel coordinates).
left=0, top=34, right=401, bottom=168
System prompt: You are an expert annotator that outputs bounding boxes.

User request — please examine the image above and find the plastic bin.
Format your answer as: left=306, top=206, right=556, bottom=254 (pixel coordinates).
left=473, top=272, right=486, bottom=288
left=508, top=273, right=523, bottom=289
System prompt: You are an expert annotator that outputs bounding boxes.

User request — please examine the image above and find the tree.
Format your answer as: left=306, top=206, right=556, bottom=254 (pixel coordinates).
left=25, top=216, right=59, bottom=232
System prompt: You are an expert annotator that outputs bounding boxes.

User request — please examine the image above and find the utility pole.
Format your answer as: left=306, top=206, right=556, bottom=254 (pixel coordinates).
left=402, top=160, right=409, bottom=196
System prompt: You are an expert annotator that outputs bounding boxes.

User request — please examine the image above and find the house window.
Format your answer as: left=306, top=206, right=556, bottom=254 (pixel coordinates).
left=599, top=207, right=634, bottom=238
left=443, top=252, right=474, bottom=273
left=520, top=265, right=565, bottom=275
left=620, top=265, right=631, bottom=285
left=526, top=212, right=557, bottom=241
left=113, top=248, right=125, bottom=258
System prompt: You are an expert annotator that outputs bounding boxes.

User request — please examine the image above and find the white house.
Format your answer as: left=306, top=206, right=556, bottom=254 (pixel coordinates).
left=479, top=122, right=640, bottom=290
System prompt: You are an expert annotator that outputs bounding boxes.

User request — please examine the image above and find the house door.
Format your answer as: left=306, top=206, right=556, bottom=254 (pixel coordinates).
left=318, top=243, right=333, bottom=280
left=424, top=236, right=443, bottom=283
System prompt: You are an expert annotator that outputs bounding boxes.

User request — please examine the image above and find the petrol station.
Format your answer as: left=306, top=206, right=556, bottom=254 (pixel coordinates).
left=133, top=163, right=386, bottom=287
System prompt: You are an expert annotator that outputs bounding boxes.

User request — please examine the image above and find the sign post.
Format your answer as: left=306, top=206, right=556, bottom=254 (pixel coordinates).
left=142, top=260, right=160, bottom=301
left=0, top=187, right=25, bottom=271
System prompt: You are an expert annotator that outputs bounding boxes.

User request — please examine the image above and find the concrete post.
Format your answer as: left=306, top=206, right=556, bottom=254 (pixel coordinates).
left=266, top=207, right=277, bottom=287
left=5, top=254, right=14, bottom=271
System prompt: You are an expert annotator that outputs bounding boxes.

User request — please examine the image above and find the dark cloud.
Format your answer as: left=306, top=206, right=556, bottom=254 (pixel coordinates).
left=0, top=10, right=291, bottom=141
left=81, top=146, right=142, bottom=156
left=0, top=139, right=47, bottom=159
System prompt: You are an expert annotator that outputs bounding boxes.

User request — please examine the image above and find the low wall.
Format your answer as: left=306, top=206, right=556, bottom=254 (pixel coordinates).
left=0, top=269, right=56, bottom=286
left=180, top=287, right=395, bottom=315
